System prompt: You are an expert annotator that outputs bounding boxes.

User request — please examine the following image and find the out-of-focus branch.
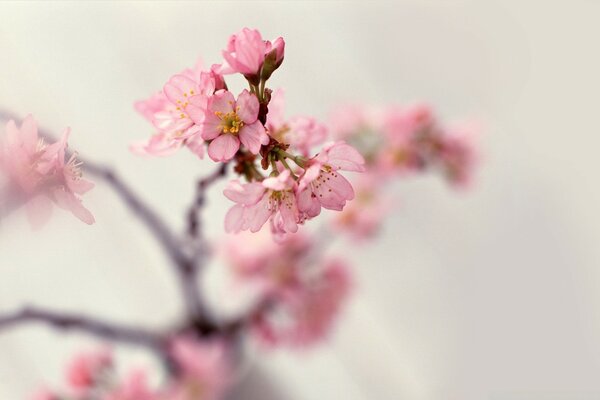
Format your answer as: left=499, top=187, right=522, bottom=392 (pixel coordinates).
left=186, top=163, right=228, bottom=238
left=0, top=306, right=165, bottom=352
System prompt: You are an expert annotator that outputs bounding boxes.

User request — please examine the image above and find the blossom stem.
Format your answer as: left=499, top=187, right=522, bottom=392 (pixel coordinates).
left=276, top=149, right=306, bottom=167
left=259, top=79, right=266, bottom=102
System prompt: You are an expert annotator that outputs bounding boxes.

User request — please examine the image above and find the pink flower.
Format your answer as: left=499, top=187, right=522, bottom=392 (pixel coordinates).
left=1, top=116, right=95, bottom=226
left=438, top=124, right=478, bottom=189
left=221, top=28, right=267, bottom=77
left=253, top=259, right=352, bottom=348
left=297, top=141, right=365, bottom=217
left=65, top=348, right=112, bottom=392
left=134, top=91, right=170, bottom=123
left=224, top=169, right=299, bottom=234
left=332, top=174, right=390, bottom=241
left=265, top=89, right=327, bottom=155
left=133, top=62, right=225, bottom=159
left=48, top=131, right=95, bottom=225
left=105, top=370, right=157, bottom=400
left=167, top=337, right=231, bottom=400
left=1, top=115, right=55, bottom=193
left=381, top=103, right=433, bottom=141
left=197, top=90, right=269, bottom=162
left=265, top=37, right=285, bottom=68
left=262, top=37, right=285, bottom=79
left=286, top=116, right=328, bottom=156
left=29, top=389, right=58, bottom=400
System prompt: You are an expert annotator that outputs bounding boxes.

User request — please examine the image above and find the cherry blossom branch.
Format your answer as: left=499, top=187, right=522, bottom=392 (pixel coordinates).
left=186, top=163, right=228, bottom=238
left=0, top=306, right=165, bottom=352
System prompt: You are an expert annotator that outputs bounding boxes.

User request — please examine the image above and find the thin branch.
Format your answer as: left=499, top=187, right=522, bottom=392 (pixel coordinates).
left=0, top=306, right=165, bottom=352
left=186, top=163, right=228, bottom=238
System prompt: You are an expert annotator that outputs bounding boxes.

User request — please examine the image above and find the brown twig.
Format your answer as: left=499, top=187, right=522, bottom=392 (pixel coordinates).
left=0, top=306, right=165, bottom=352
left=186, top=163, right=228, bottom=238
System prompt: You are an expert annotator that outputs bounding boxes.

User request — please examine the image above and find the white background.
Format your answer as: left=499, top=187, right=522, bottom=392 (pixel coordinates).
left=1, top=1, right=600, bottom=399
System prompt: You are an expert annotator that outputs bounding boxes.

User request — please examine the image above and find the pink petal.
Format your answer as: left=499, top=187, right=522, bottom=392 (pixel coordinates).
left=314, top=172, right=355, bottom=211
left=266, top=88, right=285, bottom=131
left=200, top=113, right=224, bottom=140
left=296, top=188, right=321, bottom=218
left=184, top=133, right=205, bottom=159
left=245, top=199, right=272, bottom=232
left=209, top=91, right=236, bottom=115
left=278, top=193, right=298, bottom=233
left=263, top=170, right=291, bottom=191
left=223, top=180, right=265, bottom=206
left=236, top=90, right=259, bottom=123
left=298, top=164, right=321, bottom=192
left=20, top=114, right=39, bottom=154
left=163, top=75, right=197, bottom=104
left=26, top=195, right=53, bottom=230
left=225, top=204, right=245, bottom=233
left=207, top=134, right=240, bottom=162
left=187, top=95, right=209, bottom=124
left=238, top=122, right=268, bottom=154
left=54, top=190, right=95, bottom=225
left=325, top=142, right=366, bottom=172
left=68, top=178, right=95, bottom=195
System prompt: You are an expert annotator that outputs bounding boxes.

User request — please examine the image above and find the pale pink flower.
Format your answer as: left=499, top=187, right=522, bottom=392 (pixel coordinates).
left=221, top=28, right=267, bottom=77
left=130, top=130, right=184, bottom=157
left=328, top=104, right=372, bottom=140
left=133, top=62, right=225, bottom=159
left=265, top=89, right=327, bottom=155
left=29, top=389, right=58, bottom=400
left=286, top=116, right=328, bottom=156
left=253, top=259, right=352, bottom=348
left=1, top=115, right=55, bottom=193
left=438, top=124, right=478, bottom=189
left=332, top=174, right=390, bottom=241
left=381, top=103, right=433, bottom=141
left=166, top=337, right=230, bottom=400
left=265, top=88, right=286, bottom=134
left=265, top=37, right=285, bottom=68
left=105, top=370, right=157, bottom=400
left=1, top=116, right=95, bottom=226
left=224, top=169, right=298, bottom=234
left=65, top=348, right=112, bottom=392
left=297, top=141, right=365, bottom=217
left=134, top=92, right=170, bottom=123
left=261, top=37, right=285, bottom=79
left=197, top=90, right=269, bottom=162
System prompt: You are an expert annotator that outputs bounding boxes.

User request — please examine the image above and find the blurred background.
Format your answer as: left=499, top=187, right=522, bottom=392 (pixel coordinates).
left=1, top=1, right=599, bottom=399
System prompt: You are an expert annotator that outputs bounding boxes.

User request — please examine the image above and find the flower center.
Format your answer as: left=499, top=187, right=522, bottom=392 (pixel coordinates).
left=67, top=153, right=83, bottom=180
left=215, top=109, right=244, bottom=134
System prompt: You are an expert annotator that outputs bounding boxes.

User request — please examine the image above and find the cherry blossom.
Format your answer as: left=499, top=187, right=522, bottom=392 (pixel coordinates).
left=224, top=169, right=299, bottom=234
left=196, top=89, right=269, bottom=161
left=221, top=28, right=267, bottom=77
left=0, top=116, right=95, bottom=226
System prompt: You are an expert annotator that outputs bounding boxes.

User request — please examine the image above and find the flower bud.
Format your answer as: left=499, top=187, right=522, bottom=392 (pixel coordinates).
left=261, top=37, right=285, bottom=81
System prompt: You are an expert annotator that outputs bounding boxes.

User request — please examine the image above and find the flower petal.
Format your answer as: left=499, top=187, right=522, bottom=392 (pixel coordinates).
left=236, top=90, right=259, bottom=124
left=238, top=122, right=268, bottom=154
left=207, top=134, right=239, bottom=162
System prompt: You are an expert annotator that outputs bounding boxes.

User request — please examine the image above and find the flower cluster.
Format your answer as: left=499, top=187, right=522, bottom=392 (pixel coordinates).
left=31, top=337, right=230, bottom=400
left=0, top=115, right=94, bottom=227
left=329, top=103, right=478, bottom=240
left=133, top=28, right=365, bottom=239
left=223, top=232, right=351, bottom=347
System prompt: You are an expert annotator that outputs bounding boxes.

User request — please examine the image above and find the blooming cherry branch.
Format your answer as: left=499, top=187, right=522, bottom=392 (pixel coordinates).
left=0, top=27, right=478, bottom=400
